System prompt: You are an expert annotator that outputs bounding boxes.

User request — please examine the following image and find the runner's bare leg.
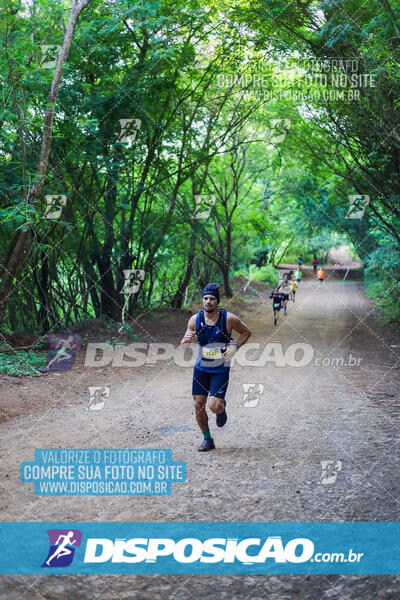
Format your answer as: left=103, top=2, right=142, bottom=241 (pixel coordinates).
left=208, top=396, right=225, bottom=415
left=193, top=395, right=208, bottom=432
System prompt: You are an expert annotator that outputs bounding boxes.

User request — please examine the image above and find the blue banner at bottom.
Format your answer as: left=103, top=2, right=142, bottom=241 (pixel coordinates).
left=0, top=522, right=399, bottom=574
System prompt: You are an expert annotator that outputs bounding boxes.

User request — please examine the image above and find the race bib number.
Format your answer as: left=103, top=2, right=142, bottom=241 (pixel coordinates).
left=273, top=302, right=281, bottom=308
left=202, top=347, right=222, bottom=359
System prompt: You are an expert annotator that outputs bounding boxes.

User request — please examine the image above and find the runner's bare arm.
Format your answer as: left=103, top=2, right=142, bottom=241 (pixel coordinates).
left=180, top=315, right=197, bottom=348
left=227, top=313, right=252, bottom=346
left=224, top=313, right=252, bottom=360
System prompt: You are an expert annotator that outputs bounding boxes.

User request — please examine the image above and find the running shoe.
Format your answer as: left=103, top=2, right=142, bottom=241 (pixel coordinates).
left=197, top=438, right=215, bottom=452
left=216, top=401, right=227, bottom=427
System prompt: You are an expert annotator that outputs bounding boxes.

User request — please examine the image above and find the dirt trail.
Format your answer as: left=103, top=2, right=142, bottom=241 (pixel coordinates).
left=1, top=270, right=400, bottom=598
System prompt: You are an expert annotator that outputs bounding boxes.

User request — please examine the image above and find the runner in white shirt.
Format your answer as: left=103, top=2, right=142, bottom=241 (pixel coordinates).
left=279, top=279, right=291, bottom=316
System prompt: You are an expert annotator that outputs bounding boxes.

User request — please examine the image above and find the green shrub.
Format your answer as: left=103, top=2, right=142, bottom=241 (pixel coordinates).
left=234, top=264, right=279, bottom=286
left=0, top=350, right=48, bottom=377
left=365, top=276, right=400, bottom=323
left=249, top=264, right=279, bottom=285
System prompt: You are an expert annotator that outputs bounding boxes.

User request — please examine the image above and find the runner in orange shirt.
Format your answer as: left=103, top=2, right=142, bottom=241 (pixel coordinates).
left=317, top=267, right=325, bottom=287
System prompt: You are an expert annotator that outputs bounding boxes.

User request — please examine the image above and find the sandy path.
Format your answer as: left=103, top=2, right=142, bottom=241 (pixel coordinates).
left=1, top=271, right=399, bottom=598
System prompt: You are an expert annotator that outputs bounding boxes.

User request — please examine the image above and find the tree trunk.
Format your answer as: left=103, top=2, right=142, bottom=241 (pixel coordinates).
left=0, top=229, right=31, bottom=323
left=171, top=232, right=196, bottom=308
left=99, top=155, right=119, bottom=319
left=36, top=248, right=51, bottom=333
left=0, top=0, right=92, bottom=324
left=99, top=264, right=117, bottom=319
left=83, top=260, right=101, bottom=318
left=221, top=266, right=233, bottom=299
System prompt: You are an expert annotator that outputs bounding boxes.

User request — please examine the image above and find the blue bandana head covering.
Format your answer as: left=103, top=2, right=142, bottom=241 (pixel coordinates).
left=202, top=283, right=220, bottom=303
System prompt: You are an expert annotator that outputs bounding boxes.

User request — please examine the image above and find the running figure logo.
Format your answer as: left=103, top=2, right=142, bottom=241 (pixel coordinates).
left=117, top=118, right=141, bottom=144
left=44, top=334, right=82, bottom=372
left=268, top=118, right=291, bottom=144
left=346, top=195, right=370, bottom=219
left=40, top=44, right=61, bottom=69
left=44, top=194, right=67, bottom=220
left=42, top=529, right=82, bottom=568
left=318, top=460, right=342, bottom=485
left=192, top=195, right=216, bottom=219
left=87, top=386, right=111, bottom=410
left=121, top=269, right=145, bottom=295
left=240, top=383, right=264, bottom=407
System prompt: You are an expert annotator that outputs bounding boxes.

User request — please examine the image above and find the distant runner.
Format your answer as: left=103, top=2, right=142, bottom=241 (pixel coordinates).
left=317, top=267, right=325, bottom=287
left=294, top=268, right=303, bottom=283
left=270, top=288, right=283, bottom=326
left=290, top=279, right=298, bottom=302
left=180, top=283, right=252, bottom=452
left=279, top=279, right=291, bottom=316
left=298, top=255, right=303, bottom=266
left=313, top=257, right=319, bottom=273
left=277, top=272, right=288, bottom=289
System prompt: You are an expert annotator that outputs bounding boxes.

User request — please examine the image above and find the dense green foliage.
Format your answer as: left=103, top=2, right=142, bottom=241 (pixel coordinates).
left=1, top=0, right=399, bottom=333
left=0, top=348, right=47, bottom=375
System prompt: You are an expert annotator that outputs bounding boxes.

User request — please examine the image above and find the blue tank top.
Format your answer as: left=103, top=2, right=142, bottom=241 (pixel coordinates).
left=195, top=309, right=231, bottom=373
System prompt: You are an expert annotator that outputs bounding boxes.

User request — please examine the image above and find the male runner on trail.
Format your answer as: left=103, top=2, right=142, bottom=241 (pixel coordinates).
left=294, top=268, right=302, bottom=283
left=270, top=288, right=283, bottom=326
left=317, top=267, right=325, bottom=287
left=279, top=279, right=291, bottom=315
left=313, top=257, right=319, bottom=273
left=290, top=278, right=298, bottom=301
left=298, top=255, right=303, bottom=266
left=180, top=283, right=251, bottom=452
